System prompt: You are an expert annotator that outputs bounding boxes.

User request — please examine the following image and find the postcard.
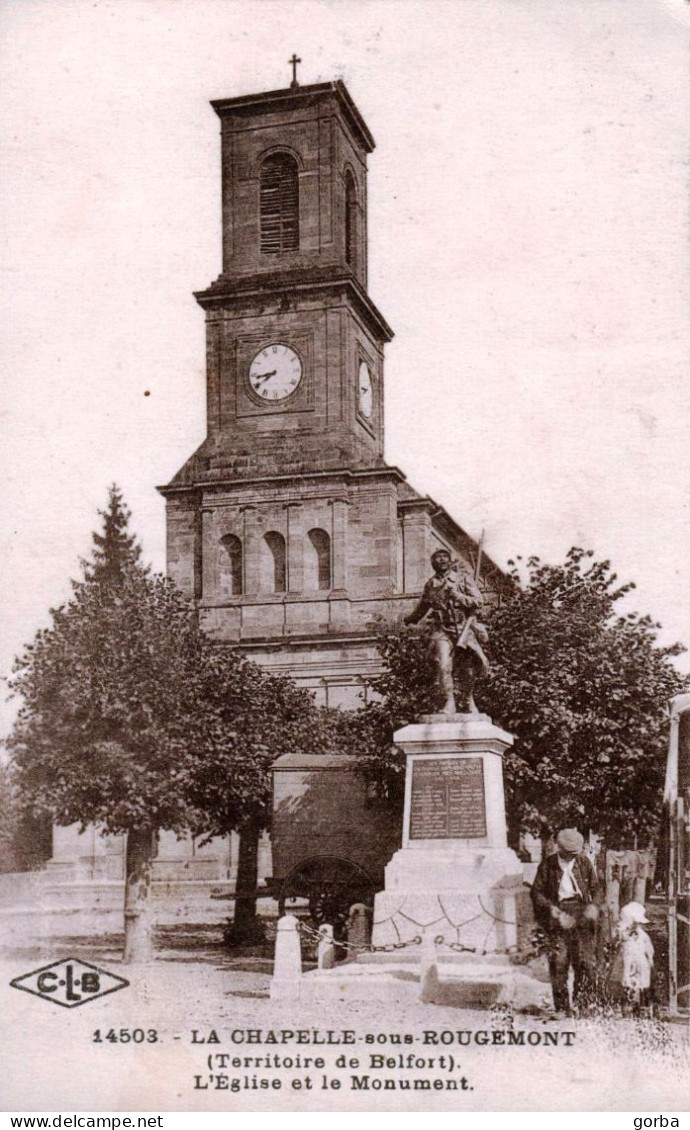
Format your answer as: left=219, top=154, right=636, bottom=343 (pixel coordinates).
left=2, top=0, right=689, bottom=1115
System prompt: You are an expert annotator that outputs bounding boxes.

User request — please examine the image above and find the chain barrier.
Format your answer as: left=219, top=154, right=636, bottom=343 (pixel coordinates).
left=295, top=915, right=545, bottom=962
left=296, top=919, right=423, bottom=954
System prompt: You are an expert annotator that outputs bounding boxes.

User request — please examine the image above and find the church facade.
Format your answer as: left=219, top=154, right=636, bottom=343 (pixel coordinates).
left=48, top=77, right=504, bottom=890
left=160, top=78, right=502, bottom=709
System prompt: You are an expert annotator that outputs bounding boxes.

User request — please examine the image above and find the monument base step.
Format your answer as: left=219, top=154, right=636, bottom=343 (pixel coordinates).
left=372, top=884, right=534, bottom=954
left=299, top=956, right=551, bottom=1010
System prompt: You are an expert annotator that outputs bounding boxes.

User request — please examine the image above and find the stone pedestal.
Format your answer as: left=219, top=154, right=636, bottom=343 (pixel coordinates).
left=298, top=713, right=548, bottom=1007
left=372, top=715, right=532, bottom=956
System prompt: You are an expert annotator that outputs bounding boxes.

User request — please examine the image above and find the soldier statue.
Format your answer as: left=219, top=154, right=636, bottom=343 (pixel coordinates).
left=405, top=549, right=490, bottom=715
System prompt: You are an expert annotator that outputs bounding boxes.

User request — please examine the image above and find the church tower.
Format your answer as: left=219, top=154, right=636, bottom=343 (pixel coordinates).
left=160, top=75, right=500, bottom=707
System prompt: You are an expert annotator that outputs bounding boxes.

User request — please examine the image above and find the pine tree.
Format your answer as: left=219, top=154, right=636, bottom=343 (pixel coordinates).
left=81, top=484, right=142, bottom=586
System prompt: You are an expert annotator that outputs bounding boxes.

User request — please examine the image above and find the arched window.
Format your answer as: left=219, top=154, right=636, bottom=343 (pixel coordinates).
left=345, top=170, right=357, bottom=268
left=219, top=534, right=243, bottom=597
left=260, top=153, right=299, bottom=254
left=305, top=528, right=331, bottom=591
left=263, top=531, right=287, bottom=593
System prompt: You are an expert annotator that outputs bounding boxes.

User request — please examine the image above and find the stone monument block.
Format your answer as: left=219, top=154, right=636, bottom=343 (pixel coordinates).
left=372, top=715, right=532, bottom=956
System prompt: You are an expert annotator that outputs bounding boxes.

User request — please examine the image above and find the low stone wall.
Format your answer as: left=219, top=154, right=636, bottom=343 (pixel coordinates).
left=0, top=871, right=278, bottom=948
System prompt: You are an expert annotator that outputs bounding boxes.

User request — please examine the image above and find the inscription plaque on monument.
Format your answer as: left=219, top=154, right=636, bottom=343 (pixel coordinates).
left=409, top=756, right=487, bottom=839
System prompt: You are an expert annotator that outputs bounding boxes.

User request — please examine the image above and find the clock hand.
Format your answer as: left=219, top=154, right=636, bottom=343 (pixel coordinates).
left=254, top=370, right=277, bottom=383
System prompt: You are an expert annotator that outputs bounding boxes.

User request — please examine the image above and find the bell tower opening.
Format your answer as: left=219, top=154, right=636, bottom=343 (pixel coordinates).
left=259, top=152, right=299, bottom=255
left=345, top=168, right=357, bottom=271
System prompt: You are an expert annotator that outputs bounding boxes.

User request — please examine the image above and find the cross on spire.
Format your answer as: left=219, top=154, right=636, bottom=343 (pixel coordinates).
left=289, top=53, right=301, bottom=89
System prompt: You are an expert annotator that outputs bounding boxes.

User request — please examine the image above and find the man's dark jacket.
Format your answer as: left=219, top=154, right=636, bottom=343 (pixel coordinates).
left=530, top=852, right=601, bottom=932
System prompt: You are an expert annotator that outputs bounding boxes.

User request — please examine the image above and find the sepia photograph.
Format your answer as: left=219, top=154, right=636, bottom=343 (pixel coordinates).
left=1, top=0, right=689, bottom=1116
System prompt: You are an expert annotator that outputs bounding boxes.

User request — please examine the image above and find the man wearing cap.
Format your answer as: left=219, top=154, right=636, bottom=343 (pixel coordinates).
left=531, top=828, right=602, bottom=1017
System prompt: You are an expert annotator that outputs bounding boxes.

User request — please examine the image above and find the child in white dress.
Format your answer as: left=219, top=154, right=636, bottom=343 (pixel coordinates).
left=610, top=900, right=654, bottom=1015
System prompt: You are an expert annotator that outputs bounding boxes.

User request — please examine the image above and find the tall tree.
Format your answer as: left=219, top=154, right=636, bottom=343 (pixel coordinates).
left=8, top=487, right=339, bottom=954
left=7, top=489, right=217, bottom=961
left=353, top=549, right=688, bottom=846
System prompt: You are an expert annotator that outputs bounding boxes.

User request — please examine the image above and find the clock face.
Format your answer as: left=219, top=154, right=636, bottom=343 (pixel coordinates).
left=358, top=361, right=373, bottom=418
left=249, top=343, right=303, bottom=401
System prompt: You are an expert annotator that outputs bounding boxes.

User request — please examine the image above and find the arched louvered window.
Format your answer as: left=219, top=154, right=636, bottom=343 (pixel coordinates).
left=260, top=153, right=299, bottom=254
left=219, top=534, right=243, bottom=597
left=345, top=170, right=357, bottom=268
left=263, top=531, right=287, bottom=593
left=305, top=528, right=331, bottom=591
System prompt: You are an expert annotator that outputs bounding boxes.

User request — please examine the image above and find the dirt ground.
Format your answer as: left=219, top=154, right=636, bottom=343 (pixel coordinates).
left=1, top=925, right=688, bottom=1114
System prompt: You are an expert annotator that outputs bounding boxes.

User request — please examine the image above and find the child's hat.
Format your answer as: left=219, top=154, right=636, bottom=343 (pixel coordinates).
left=621, top=901, right=649, bottom=924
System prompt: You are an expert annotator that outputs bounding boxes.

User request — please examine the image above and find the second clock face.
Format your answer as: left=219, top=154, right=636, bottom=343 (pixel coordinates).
left=358, top=361, right=373, bottom=418
left=249, top=343, right=303, bottom=401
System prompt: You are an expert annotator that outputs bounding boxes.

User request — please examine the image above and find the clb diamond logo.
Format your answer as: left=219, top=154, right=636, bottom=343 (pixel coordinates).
left=10, top=957, right=129, bottom=1008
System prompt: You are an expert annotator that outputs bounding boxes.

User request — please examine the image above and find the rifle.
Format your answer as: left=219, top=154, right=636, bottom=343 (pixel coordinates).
left=474, top=528, right=484, bottom=582
left=456, top=529, right=485, bottom=651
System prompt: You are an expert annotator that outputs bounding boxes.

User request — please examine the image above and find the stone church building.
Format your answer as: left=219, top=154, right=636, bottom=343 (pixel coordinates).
left=48, top=78, right=503, bottom=897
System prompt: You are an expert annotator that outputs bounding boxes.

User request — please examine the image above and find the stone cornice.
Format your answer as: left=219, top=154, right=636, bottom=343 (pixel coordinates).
left=158, top=464, right=408, bottom=498
left=210, top=80, right=375, bottom=154
left=194, top=267, right=393, bottom=344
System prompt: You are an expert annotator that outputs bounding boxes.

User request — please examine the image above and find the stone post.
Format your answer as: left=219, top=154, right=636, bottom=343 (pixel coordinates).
left=633, top=875, right=647, bottom=904
left=317, top=924, right=336, bottom=970
left=418, top=932, right=439, bottom=1003
left=269, top=915, right=302, bottom=1000
left=346, top=903, right=372, bottom=956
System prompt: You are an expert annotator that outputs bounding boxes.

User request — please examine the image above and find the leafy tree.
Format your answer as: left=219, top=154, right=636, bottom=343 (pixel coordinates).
left=0, top=759, right=52, bottom=873
left=355, top=549, right=688, bottom=846
left=187, top=663, right=343, bottom=943
left=487, top=549, right=688, bottom=843
left=0, top=760, right=22, bottom=873
left=7, top=485, right=341, bottom=955
left=7, top=491, right=212, bottom=961
left=340, top=622, right=435, bottom=809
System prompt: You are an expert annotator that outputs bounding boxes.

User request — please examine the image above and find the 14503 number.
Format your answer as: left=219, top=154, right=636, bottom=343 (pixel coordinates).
left=93, top=1029, right=158, bottom=1043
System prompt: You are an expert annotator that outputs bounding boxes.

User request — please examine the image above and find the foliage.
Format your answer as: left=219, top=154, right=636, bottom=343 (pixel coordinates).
left=0, top=758, right=52, bottom=873
left=7, top=486, right=337, bottom=843
left=357, top=549, right=688, bottom=844
left=82, top=484, right=142, bottom=586
left=7, top=530, right=208, bottom=839
left=340, top=620, right=436, bottom=808
left=0, top=760, right=21, bottom=871
left=185, top=665, right=344, bottom=944
left=186, top=652, right=343, bottom=840
left=6, top=484, right=342, bottom=946
left=487, top=549, right=688, bottom=841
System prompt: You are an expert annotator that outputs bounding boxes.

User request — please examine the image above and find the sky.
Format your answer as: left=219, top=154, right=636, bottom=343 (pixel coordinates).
left=2, top=0, right=689, bottom=735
